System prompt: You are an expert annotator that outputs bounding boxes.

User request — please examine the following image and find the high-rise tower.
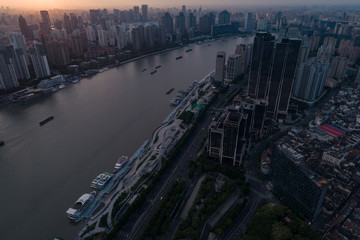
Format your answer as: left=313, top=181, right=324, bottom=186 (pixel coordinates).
left=215, top=52, right=226, bottom=86
left=248, top=32, right=301, bottom=121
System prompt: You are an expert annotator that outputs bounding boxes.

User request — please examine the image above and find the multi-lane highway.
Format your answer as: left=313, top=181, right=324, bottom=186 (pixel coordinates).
left=120, top=89, right=231, bottom=240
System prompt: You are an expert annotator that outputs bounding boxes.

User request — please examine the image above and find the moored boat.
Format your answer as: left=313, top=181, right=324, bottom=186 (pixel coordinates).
left=114, top=156, right=128, bottom=172
left=90, top=172, right=114, bottom=190
left=66, top=191, right=96, bottom=220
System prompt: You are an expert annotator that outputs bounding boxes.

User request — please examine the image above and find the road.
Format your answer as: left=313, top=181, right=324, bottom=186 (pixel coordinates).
left=119, top=89, right=231, bottom=240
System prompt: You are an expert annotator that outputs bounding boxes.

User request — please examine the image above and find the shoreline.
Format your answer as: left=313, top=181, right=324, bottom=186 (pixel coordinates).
left=116, top=45, right=184, bottom=67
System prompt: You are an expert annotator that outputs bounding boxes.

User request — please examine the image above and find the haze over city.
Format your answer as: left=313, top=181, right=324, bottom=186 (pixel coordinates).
left=1, top=1, right=360, bottom=240
left=2, top=0, right=360, bottom=10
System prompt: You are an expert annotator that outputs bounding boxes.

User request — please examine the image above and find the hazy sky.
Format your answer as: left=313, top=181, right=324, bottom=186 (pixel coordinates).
left=3, top=0, right=360, bottom=10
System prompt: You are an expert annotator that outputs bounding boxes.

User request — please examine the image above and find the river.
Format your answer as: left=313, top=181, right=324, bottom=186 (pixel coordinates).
left=0, top=35, right=253, bottom=240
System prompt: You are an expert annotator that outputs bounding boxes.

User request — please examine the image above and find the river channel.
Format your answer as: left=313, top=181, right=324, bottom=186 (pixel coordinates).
left=0, top=35, right=253, bottom=240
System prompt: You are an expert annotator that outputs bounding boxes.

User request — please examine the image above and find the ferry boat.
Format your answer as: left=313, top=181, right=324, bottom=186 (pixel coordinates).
left=176, top=56, right=183, bottom=60
left=150, top=70, right=157, bottom=75
left=169, top=97, right=182, bottom=106
left=66, top=191, right=96, bottom=220
left=114, top=156, right=128, bottom=172
left=155, top=65, right=161, bottom=69
left=39, top=116, right=54, bottom=126
left=166, top=88, right=174, bottom=94
left=90, top=172, right=114, bottom=190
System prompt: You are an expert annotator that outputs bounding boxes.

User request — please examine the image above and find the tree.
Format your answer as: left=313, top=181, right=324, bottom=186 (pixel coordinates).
left=271, top=222, right=293, bottom=240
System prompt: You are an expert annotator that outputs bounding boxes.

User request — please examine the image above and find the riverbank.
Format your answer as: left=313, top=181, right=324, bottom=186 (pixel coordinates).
left=0, top=35, right=249, bottom=240
left=75, top=68, right=217, bottom=239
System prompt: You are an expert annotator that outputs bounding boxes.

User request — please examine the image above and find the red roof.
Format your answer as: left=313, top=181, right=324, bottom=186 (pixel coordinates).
left=318, top=124, right=346, bottom=137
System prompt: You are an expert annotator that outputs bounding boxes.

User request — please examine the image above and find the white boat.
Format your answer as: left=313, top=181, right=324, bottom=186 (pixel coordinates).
left=90, top=174, right=104, bottom=188
left=114, top=156, right=128, bottom=172
left=90, top=172, right=114, bottom=190
left=66, top=191, right=96, bottom=220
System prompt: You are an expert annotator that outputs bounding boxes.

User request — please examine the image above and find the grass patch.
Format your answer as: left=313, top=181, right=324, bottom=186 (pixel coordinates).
left=130, top=174, right=149, bottom=192
left=111, top=192, right=128, bottom=224
left=99, top=213, right=109, bottom=229
left=178, top=111, right=195, bottom=125
left=136, top=159, right=146, bottom=171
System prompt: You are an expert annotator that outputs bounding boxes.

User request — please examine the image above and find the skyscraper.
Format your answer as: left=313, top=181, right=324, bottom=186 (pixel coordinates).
left=248, top=32, right=301, bottom=121
left=0, top=49, right=19, bottom=90
left=175, top=12, right=186, bottom=34
left=133, top=6, right=140, bottom=22
left=218, top=10, right=231, bottom=25
left=327, top=56, right=348, bottom=80
left=334, top=57, right=348, bottom=80
left=187, top=13, right=196, bottom=29
left=244, top=12, right=252, bottom=31
left=256, top=18, right=267, bottom=31
left=271, top=145, right=327, bottom=220
left=97, top=25, right=108, bottom=47
left=89, top=9, right=100, bottom=24
left=199, top=13, right=215, bottom=34
left=70, top=13, right=78, bottom=30
left=18, top=15, right=32, bottom=40
left=45, top=40, right=70, bottom=66
left=86, top=25, right=96, bottom=42
left=269, top=39, right=301, bottom=120
left=182, top=5, right=186, bottom=14
left=235, top=44, right=252, bottom=73
left=160, top=13, right=174, bottom=34
left=63, top=14, right=73, bottom=34
left=29, top=42, right=50, bottom=79
left=248, top=32, right=275, bottom=99
left=215, top=52, right=226, bottom=86
left=131, top=27, right=142, bottom=52
left=141, top=4, right=148, bottom=21
left=226, top=54, right=241, bottom=80
left=293, top=57, right=329, bottom=102
left=116, top=25, right=126, bottom=49
left=8, top=32, right=29, bottom=65
left=4, top=46, right=30, bottom=80
left=208, top=108, right=248, bottom=166
left=40, top=10, right=51, bottom=28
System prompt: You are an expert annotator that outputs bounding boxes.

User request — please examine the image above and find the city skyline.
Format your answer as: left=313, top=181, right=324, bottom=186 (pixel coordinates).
left=2, top=0, right=360, bottom=10
left=1, top=1, right=360, bottom=239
